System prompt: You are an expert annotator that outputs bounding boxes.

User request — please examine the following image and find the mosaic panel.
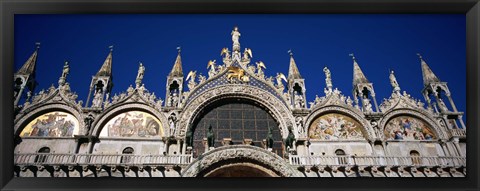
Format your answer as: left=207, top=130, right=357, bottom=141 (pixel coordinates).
left=21, top=111, right=79, bottom=137
left=308, top=113, right=365, bottom=140
left=100, top=111, right=164, bottom=138
left=384, top=116, right=436, bottom=140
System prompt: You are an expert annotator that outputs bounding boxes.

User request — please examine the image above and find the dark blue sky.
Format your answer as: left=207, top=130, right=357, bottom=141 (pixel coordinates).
left=14, top=14, right=466, bottom=114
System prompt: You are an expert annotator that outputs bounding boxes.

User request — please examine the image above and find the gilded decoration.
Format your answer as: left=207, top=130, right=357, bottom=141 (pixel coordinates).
left=384, top=116, right=436, bottom=140
left=100, top=111, right=164, bottom=138
left=308, top=113, right=364, bottom=140
left=20, top=111, right=79, bottom=137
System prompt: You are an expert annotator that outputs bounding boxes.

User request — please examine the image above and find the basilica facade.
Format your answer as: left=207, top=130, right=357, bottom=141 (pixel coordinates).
left=13, top=27, right=466, bottom=177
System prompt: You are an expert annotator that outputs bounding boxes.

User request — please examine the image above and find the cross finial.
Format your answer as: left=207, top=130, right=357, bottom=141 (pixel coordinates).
left=35, top=42, right=41, bottom=49
left=288, top=49, right=293, bottom=56
left=177, top=46, right=181, bottom=53
left=416, top=53, right=423, bottom=60
left=349, top=53, right=356, bottom=61
left=109, top=45, right=114, bottom=52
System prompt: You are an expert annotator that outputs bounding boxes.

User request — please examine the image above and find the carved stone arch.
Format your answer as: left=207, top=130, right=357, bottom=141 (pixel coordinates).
left=181, top=145, right=302, bottom=177
left=379, top=108, right=446, bottom=140
left=178, top=84, right=296, bottom=139
left=91, top=103, right=168, bottom=137
left=304, top=105, right=375, bottom=140
left=14, top=103, right=84, bottom=136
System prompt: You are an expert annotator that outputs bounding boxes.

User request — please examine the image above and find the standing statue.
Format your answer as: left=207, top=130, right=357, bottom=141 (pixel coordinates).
left=266, top=127, right=274, bottom=149
left=136, top=62, right=145, bottom=88
left=84, top=115, right=94, bottom=136
left=323, top=67, right=332, bottom=91
left=296, top=117, right=304, bottom=135
left=62, top=61, right=70, bottom=78
left=285, top=128, right=295, bottom=150
left=207, top=125, right=215, bottom=148
left=185, top=128, right=193, bottom=147
left=389, top=70, right=400, bottom=92
left=363, top=98, right=373, bottom=112
left=170, top=91, right=179, bottom=107
left=168, top=113, right=177, bottom=137
left=231, top=26, right=241, bottom=51
left=92, top=90, right=103, bottom=107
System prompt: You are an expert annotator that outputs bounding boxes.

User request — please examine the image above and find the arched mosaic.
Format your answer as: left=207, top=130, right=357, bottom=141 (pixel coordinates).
left=99, top=111, right=164, bottom=138
left=20, top=111, right=80, bottom=137
left=384, top=116, right=436, bottom=141
left=308, top=113, right=365, bottom=140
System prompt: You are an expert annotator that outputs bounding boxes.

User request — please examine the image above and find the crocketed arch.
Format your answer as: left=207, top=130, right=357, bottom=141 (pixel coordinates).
left=177, top=84, right=296, bottom=139
left=14, top=103, right=84, bottom=137
left=379, top=109, right=444, bottom=141
left=91, top=103, right=168, bottom=137
left=304, top=105, right=375, bottom=140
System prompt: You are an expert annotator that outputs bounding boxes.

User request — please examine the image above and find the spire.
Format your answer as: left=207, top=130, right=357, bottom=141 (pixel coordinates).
left=287, top=50, right=302, bottom=79
left=418, top=53, right=441, bottom=86
left=16, top=42, right=40, bottom=75
left=96, top=46, right=113, bottom=76
left=351, top=53, right=369, bottom=85
left=169, top=47, right=183, bottom=77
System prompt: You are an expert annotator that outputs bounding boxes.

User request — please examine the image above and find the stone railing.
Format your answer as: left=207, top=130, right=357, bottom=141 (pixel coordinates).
left=289, top=155, right=466, bottom=168
left=449, top=129, right=466, bottom=138
left=15, top=153, right=193, bottom=166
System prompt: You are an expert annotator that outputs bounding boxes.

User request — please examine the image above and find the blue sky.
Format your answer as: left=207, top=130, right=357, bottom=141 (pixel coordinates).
left=14, top=14, right=466, bottom=114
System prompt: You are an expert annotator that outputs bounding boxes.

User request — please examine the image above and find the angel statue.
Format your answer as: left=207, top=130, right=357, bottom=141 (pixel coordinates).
left=256, top=61, right=266, bottom=78
left=207, top=60, right=217, bottom=78
left=221, top=47, right=230, bottom=58
left=276, top=73, right=287, bottom=91
left=243, top=48, right=252, bottom=60
left=186, top=71, right=197, bottom=90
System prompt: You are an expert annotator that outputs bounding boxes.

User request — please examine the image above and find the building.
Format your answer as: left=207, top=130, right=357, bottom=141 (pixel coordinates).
left=13, top=27, right=466, bottom=177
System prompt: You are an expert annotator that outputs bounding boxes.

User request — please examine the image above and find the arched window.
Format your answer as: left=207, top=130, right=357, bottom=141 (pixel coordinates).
left=34, top=147, right=51, bottom=163
left=410, top=150, right=421, bottom=165
left=121, top=147, right=134, bottom=164
left=335, top=149, right=347, bottom=165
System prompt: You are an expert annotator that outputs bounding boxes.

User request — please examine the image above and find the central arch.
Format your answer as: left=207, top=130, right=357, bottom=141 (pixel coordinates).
left=178, top=84, right=296, bottom=139
left=181, top=145, right=302, bottom=177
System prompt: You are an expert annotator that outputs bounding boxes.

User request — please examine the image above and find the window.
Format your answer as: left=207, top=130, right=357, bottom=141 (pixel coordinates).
left=121, top=147, right=134, bottom=164
left=335, top=149, right=347, bottom=165
left=34, top=147, right=50, bottom=163
left=410, top=150, right=421, bottom=165
left=192, top=99, right=283, bottom=157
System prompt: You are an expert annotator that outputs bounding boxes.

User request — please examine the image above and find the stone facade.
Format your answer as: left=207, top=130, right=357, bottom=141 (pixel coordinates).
left=13, top=27, right=466, bottom=177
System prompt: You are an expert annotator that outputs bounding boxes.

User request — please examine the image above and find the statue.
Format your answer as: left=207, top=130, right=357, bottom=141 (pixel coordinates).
left=92, top=90, right=103, bottom=108
left=243, top=48, right=252, bottom=60
left=220, top=47, right=230, bottom=58
left=84, top=115, right=94, bottom=136
left=136, top=62, right=145, bottom=87
left=198, top=74, right=206, bottom=84
left=323, top=67, right=332, bottom=91
left=170, top=91, right=179, bottom=107
left=363, top=98, right=373, bottom=112
left=185, top=128, right=193, bottom=147
left=276, top=73, right=287, bottom=90
left=389, top=70, right=400, bottom=92
left=186, top=71, right=197, bottom=90
left=207, top=60, right=217, bottom=78
left=294, top=92, right=304, bottom=108
left=62, top=61, right=70, bottom=78
left=226, top=66, right=247, bottom=83
left=255, top=61, right=266, bottom=78
left=168, top=113, right=177, bottom=136
left=285, top=128, right=295, bottom=150
left=207, top=125, right=215, bottom=148
left=266, top=127, right=274, bottom=149
left=296, top=117, right=304, bottom=135
left=231, top=26, right=241, bottom=51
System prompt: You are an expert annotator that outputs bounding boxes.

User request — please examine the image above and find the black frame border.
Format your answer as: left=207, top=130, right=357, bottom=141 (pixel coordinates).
left=1, top=0, right=479, bottom=191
